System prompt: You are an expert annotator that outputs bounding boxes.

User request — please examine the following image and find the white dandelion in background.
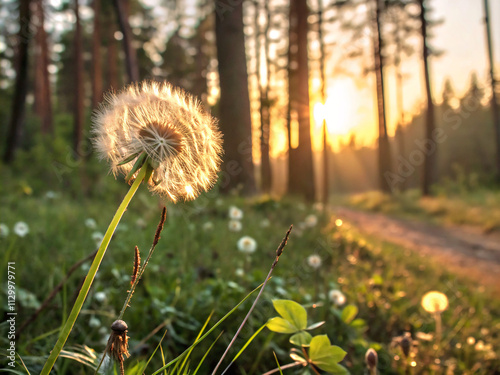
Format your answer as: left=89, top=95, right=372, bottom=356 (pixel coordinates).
left=237, top=236, right=257, bottom=254
left=260, top=218, right=270, bottom=228
left=92, top=80, right=223, bottom=202
left=89, top=316, right=101, bottom=328
left=202, top=221, right=214, bottom=231
left=85, top=218, right=97, bottom=229
left=228, top=220, right=242, bottom=232
left=421, top=291, right=448, bottom=313
left=307, top=254, right=322, bottom=269
left=94, top=292, right=107, bottom=303
left=92, top=232, right=104, bottom=246
left=235, top=268, right=245, bottom=277
left=304, top=214, right=318, bottom=227
left=0, top=223, right=9, bottom=237
left=14, top=222, right=29, bottom=237
left=228, top=206, right=243, bottom=220
left=329, top=289, right=346, bottom=306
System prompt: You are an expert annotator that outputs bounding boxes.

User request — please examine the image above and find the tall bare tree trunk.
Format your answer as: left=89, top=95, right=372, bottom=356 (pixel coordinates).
left=287, top=0, right=315, bottom=201
left=113, top=0, right=139, bottom=83
left=483, top=0, right=500, bottom=180
left=73, top=0, right=84, bottom=157
left=91, top=0, right=103, bottom=107
left=419, top=0, right=436, bottom=195
left=318, top=0, right=329, bottom=205
left=106, top=12, right=119, bottom=91
left=34, top=0, right=53, bottom=134
left=4, top=0, right=31, bottom=163
left=373, top=0, right=392, bottom=193
left=215, top=1, right=256, bottom=195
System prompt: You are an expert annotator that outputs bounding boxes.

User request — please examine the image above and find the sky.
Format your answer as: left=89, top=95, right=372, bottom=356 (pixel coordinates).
left=320, top=0, right=500, bottom=150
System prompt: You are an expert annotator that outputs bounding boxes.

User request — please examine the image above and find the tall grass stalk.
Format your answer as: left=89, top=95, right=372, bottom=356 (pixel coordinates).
left=40, top=165, right=151, bottom=374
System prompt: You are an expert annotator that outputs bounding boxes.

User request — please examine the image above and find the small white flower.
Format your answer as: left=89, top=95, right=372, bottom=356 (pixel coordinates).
left=260, top=218, right=270, bottom=228
left=14, top=222, right=29, bottom=237
left=92, top=231, right=104, bottom=245
left=89, top=316, right=101, bottom=328
left=307, top=254, right=322, bottom=269
left=202, top=221, right=214, bottom=231
left=94, top=292, right=107, bottom=302
left=85, top=218, right=97, bottom=229
left=237, top=236, right=257, bottom=254
left=228, top=206, right=243, bottom=220
left=45, top=191, right=58, bottom=199
left=304, top=214, right=318, bottom=228
left=0, top=223, right=9, bottom=237
left=228, top=220, right=242, bottom=232
left=329, top=289, right=346, bottom=306
left=235, top=268, right=245, bottom=277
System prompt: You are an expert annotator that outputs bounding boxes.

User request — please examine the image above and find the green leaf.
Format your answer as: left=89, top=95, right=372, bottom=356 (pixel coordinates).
left=267, top=317, right=299, bottom=334
left=272, top=299, right=308, bottom=331
left=349, top=318, right=366, bottom=328
left=308, top=335, right=347, bottom=372
left=341, top=305, right=358, bottom=324
left=306, top=321, right=325, bottom=331
left=290, top=331, right=312, bottom=346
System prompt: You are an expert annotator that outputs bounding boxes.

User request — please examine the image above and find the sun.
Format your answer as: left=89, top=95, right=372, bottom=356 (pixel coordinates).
left=314, top=77, right=358, bottom=135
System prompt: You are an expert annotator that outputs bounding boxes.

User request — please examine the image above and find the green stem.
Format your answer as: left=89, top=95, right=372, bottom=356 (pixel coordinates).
left=41, top=166, right=149, bottom=375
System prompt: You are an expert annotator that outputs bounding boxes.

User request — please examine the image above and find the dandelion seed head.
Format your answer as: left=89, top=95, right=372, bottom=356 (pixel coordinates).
left=92, top=81, right=223, bottom=202
left=237, top=236, right=257, bottom=254
left=14, top=222, right=29, bottom=237
left=328, top=289, right=346, bottom=306
left=228, top=220, right=242, bottom=232
left=304, top=214, right=318, bottom=227
left=421, top=291, right=448, bottom=313
left=228, top=206, right=243, bottom=220
left=307, top=254, right=322, bottom=269
left=0, top=223, right=9, bottom=237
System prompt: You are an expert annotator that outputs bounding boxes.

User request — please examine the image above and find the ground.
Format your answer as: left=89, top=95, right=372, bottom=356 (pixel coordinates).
left=335, top=206, right=500, bottom=294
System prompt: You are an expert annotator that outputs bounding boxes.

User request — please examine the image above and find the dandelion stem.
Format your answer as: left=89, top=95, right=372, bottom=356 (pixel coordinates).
left=40, top=165, right=150, bottom=375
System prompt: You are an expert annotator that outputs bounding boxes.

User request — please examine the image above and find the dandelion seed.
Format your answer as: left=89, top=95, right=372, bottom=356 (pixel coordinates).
left=304, top=214, right=318, bottom=227
left=307, top=254, right=322, bottom=269
left=421, top=291, right=448, bottom=313
left=329, top=289, right=346, bottom=306
left=92, top=81, right=223, bottom=202
left=85, top=218, right=97, bottom=229
left=237, top=236, right=257, bottom=254
left=0, top=223, right=9, bottom=237
left=228, top=220, right=242, bottom=232
left=14, top=222, right=29, bottom=237
left=228, top=206, right=243, bottom=220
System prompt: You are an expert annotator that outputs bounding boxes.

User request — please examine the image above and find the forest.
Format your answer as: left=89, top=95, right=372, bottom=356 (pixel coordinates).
left=0, top=0, right=499, bottom=374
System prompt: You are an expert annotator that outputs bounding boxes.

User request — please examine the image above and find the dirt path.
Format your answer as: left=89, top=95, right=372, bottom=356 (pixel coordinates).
left=335, top=207, right=500, bottom=293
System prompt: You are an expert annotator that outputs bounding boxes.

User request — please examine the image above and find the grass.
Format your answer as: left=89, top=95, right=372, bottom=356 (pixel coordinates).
left=0, top=176, right=499, bottom=374
left=343, top=187, right=500, bottom=233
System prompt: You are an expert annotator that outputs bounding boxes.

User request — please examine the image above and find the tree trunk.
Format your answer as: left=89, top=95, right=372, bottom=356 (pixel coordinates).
left=373, top=0, right=392, bottom=193
left=215, top=1, right=256, bottom=195
left=318, top=0, right=329, bottom=206
left=91, top=0, right=103, bottom=107
left=4, top=0, right=31, bottom=163
left=106, top=11, right=120, bottom=91
left=73, top=0, right=84, bottom=158
left=483, top=0, right=500, bottom=180
left=34, top=0, right=53, bottom=134
left=419, top=0, right=436, bottom=196
left=113, top=0, right=139, bottom=83
left=287, top=0, right=315, bottom=202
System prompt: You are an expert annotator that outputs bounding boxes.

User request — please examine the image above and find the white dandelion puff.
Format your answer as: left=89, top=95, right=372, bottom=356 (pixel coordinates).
left=304, top=214, right=318, bottom=227
left=328, top=289, right=346, bottom=306
left=228, top=220, right=242, bottom=232
left=237, top=236, right=257, bottom=254
left=92, top=231, right=104, bottom=245
left=228, top=206, right=243, bottom=220
left=94, top=292, right=107, bottom=303
left=202, top=221, right=214, bottom=231
left=85, top=218, right=97, bottom=229
left=421, top=291, right=448, bottom=313
left=307, top=254, right=322, bottom=269
left=92, top=81, right=223, bottom=202
left=0, top=224, right=9, bottom=237
left=14, top=222, right=29, bottom=237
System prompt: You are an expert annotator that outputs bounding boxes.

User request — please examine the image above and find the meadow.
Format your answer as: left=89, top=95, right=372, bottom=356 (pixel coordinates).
left=1, top=159, right=499, bottom=374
